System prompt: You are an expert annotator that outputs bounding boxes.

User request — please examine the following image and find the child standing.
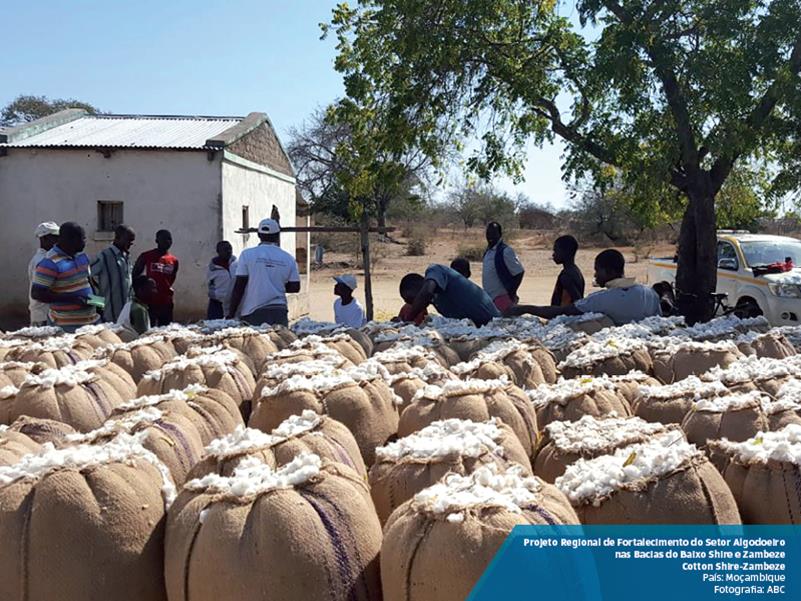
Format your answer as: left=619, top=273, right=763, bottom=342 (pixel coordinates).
left=117, top=275, right=157, bottom=339
left=333, top=275, right=366, bottom=328
left=207, top=241, right=237, bottom=319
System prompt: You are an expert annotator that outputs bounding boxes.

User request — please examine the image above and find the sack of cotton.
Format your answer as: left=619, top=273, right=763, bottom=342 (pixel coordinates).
left=138, top=346, right=255, bottom=411
left=0, top=339, right=27, bottom=363
left=555, top=312, right=615, bottom=335
left=559, top=337, right=652, bottom=380
left=111, top=385, right=243, bottom=447
left=0, top=425, right=41, bottom=466
left=736, top=330, right=797, bottom=360
left=651, top=339, right=744, bottom=384
left=264, top=341, right=352, bottom=370
left=398, top=378, right=538, bottom=459
left=0, top=433, right=175, bottom=601
left=251, top=369, right=400, bottom=466
left=632, top=377, right=729, bottom=425
left=371, top=344, right=449, bottom=374
left=373, top=327, right=462, bottom=367
left=190, top=410, right=367, bottom=480
left=452, top=339, right=546, bottom=389
left=534, top=415, right=680, bottom=483
left=5, top=336, right=95, bottom=369
left=203, top=327, right=279, bottom=374
left=5, top=361, right=136, bottom=432
left=0, top=361, right=37, bottom=389
left=148, top=324, right=207, bottom=355
left=606, top=371, right=662, bottom=407
left=253, top=356, right=347, bottom=401
left=555, top=433, right=741, bottom=524
left=708, top=355, right=801, bottom=397
left=292, top=333, right=368, bottom=366
left=369, top=418, right=532, bottom=524
left=387, top=362, right=457, bottom=411
left=74, top=323, right=124, bottom=349
left=381, top=464, right=579, bottom=601
left=165, top=453, right=382, bottom=601
left=680, top=392, right=777, bottom=451
left=711, top=425, right=801, bottom=524
left=5, top=415, right=77, bottom=445
left=96, top=335, right=178, bottom=380
left=526, top=376, right=632, bottom=431
left=4, top=325, right=65, bottom=342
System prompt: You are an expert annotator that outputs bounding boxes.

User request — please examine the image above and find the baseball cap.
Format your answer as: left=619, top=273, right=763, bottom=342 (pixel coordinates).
left=258, top=218, right=281, bottom=235
left=333, top=275, right=358, bottom=291
left=35, top=222, right=59, bottom=238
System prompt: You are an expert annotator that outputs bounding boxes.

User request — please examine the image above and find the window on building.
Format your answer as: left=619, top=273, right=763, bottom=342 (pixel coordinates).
left=271, top=205, right=281, bottom=223
left=242, top=205, right=250, bottom=231
left=97, top=201, right=124, bottom=232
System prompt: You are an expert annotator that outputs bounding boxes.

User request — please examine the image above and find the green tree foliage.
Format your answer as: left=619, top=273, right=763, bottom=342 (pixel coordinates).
left=327, top=0, right=801, bottom=321
left=448, top=183, right=520, bottom=230
left=1, top=95, right=101, bottom=126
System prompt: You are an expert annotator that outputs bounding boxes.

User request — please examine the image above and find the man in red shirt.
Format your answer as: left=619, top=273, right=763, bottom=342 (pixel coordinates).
left=133, top=229, right=179, bottom=326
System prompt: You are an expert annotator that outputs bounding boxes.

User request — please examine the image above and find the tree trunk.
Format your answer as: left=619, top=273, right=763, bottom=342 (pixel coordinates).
left=360, top=212, right=374, bottom=322
left=675, top=183, right=718, bottom=325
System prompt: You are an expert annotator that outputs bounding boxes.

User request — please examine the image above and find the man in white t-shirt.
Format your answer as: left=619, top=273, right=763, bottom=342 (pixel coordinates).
left=227, top=218, right=301, bottom=327
left=28, top=221, right=60, bottom=326
left=333, top=274, right=365, bottom=328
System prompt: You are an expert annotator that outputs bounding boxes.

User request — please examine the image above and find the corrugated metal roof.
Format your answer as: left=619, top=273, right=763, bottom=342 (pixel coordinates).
left=0, top=115, right=244, bottom=149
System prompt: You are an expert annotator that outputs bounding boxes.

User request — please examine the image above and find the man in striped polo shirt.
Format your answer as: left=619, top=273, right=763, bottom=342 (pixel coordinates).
left=31, top=222, right=99, bottom=332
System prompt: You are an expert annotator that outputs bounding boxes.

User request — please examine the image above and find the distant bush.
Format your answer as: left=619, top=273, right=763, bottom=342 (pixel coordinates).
left=457, top=243, right=486, bottom=261
left=406, top=235, right=427, bottom=256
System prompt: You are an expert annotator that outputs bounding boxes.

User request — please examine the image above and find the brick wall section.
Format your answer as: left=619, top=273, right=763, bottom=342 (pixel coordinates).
left=227, top=122, right=294, bottom=177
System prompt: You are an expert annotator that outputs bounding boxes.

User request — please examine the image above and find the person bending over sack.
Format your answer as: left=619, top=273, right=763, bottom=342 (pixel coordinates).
left=506, top=249, right=660, bottom=326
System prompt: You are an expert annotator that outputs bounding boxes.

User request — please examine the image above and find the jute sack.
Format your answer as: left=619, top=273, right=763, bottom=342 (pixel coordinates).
left=651, top=340, right=744, bottom=384
left=534, top=416, right=679, bottom=483
left=6, top=361, right=136, bottom=432
left=0, top=361, right=37, bottom=388
left=559, top=338, right=653, bottom=380
left=0, top=426, right=40, bottom=466
left=148, top=325, right=205, bottom=355
left=710, top=425, right=801, bottom=524
left=382, top=465, right=579, bottom=601
left=165, top=454, right=383, bottom=601
left=680, top=393, right=773, bottom=450
left=0, top=434, right=175, bottom=601
left=398, top=378, right=539, bottom=459
left=0, top=385, right=18, bottom=424
left=371, top=345, right=449, bottom=374
left=737, top=331, right=797, bottom=359
left=74, top=323, right=124, bottom=349
left=369, top=418, right=532, bottom=524
left=529, top=343, right=560, bottom=384
left=453, top=340, right=546, bottom=389
left=110, top=385, right=244, bottom=447
left=0, top=339, right=27, bottom=363
left=561, top=314, right=615, bottom=335
left=373, top=330, right=462, bottom=368
left=608, top=371, right=662, bottom=407
left=251, top=370, right=400, bottom=466
left=632, top=377, right=729, bottom=425
left=189, top=410, right=366, bottom=480
left=527, top=376, right=632, bottom=431
left=555, top=434, right=741, bottom=524
left=138, top=346, right=256, bottom=410
left=262, top=343, right=352, bottom=369
left=97, top=335, right=178, bottom=380
left=205, top=328, right=279, bottom=374
left=5, top=336, right=95, bottom=369
left=5, top=415, right=77, bottom=445
left=446, top=336, right=492, bottom=363
left=293, top=333, right=369, bottom=366
left=266, top=324, right=298, bottom=349
left=387, top=362, right=456, bottom=411
left=253, top=356, right=347, bottom=401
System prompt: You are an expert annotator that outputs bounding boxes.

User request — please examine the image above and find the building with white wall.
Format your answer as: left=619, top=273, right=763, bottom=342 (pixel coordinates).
left=0, top=109, right=310, bottom=328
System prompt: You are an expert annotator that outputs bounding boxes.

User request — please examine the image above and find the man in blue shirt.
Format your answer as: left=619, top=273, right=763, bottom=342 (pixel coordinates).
left=400, top=264, right=500, bottom=326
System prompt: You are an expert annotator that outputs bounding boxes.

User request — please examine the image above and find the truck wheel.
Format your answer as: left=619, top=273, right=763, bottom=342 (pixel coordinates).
left=734, top=299, right=763, bottom=319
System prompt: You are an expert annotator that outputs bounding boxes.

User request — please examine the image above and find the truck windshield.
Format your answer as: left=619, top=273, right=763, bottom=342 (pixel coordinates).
left=739, top=240, right=801, bottom=267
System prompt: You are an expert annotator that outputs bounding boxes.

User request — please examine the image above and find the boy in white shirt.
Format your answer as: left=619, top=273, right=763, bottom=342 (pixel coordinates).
left=333, top=275, right=365, bottom=328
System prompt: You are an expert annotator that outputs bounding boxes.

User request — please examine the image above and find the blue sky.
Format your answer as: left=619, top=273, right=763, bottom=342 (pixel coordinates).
left=1, top=0, right=570, bottom=208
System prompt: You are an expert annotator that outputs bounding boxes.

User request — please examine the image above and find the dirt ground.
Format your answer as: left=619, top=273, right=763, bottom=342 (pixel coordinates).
left=308, top=228, right=674, bottom=322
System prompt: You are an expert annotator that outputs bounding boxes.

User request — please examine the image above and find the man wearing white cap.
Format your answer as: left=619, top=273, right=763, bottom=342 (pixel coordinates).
left=227, top=218, right=300, bottom=326
left=333, top=274, right=365, bottom=328
left=28, top=222, right=60, bottom=326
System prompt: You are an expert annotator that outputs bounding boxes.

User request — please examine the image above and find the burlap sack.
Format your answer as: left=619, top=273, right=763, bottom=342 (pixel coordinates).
left=711, top=426, right=801, bottom=523
left=381, top=465, right=579, bottom=601
left=266, top=325, right=298, bottom=349
left=369, top=419, right=532, bottom=523
left=447, top=336, right=492, bottom=362
left=740, top=332, right=797, bottom=360
left=563, top=314, right=615, bottom=335
left=5, top=415, right=77, bottom=445
left=190, top=411, right=367, bottom=480
left=147, top=326, right=205, bottom=355
left=7, top=363, right=134, bottom=432
left=165, top=455, right=382, bottom=601
left=632, top=377, right=729, bottom=424
left=253, top=356, right=347, bottom=401
left=608, top=372, right=662, bottom=407
left=455, top=342, right=546, bottom=389
left=556, top=437, right=741, bottom=524
left=387, top=363, right=456, bottom=410
left=111, top=385, right=244, bottom=447
left=371, top=345, right=449, bottom=374
left=0, top=361, right=36, bottom=388
left=74, top=323, right=124, bottom=349
left=0, top=386, right=17, bottom=424
left=0, top=339, right=27, bottom=363
left=206, top=328, right=279, bottom=373
left=138, top=347, right=256, bottom=410
left=680, top=393, right=771, bottom=449
left=398, top=379, right=538, bottom=458
left=559, top=338, right=653, bottom=380
left=5, top=337, right=95, bottom=369
left=294, top=333, right=368, bottom=365
left=0, top=434, right=174, bottom=601
left=0, top=427, right=40, bottom=465
left=251, top=371, right=400, bottom=466
left=529, top=344, right=560, bottom=384
left=528, top=377, right=632, bottom=430
left=533, top=416, right=679, bottom=482
left=651, top=340, right=744, bottom=384
left=97, top=335, right=178, bottom=380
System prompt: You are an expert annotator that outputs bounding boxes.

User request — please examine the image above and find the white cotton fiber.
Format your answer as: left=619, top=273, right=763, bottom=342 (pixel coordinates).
left=144, top=346, right=240, bottom=379
left=21, top=363, right=98, bottom=389
left=114, top=384, right=209, bottom=412
left=559, top=337, right=648, bottom=369
left=555, top=433, right=700, bottom=505
left=715, top=424, right=801, bottom=465
left=544, top=415, right=672, bottom=453
left=270, top=410, right=323, bottom=438
left=10, top=326, right=64, bottom=339
left=412, top=377, right=509, bottom=402
left=260, top=371, right=356, bottom=398
left=261, top=357, right=346, bottom=381
left=375, top=418, right=505, bottom=462
left=184, top=452, right=322, bottom=498
left=691, top=391, right=766, bottom=413
left=638, top=376, right=727, bottom=400
left=0, top=385, right=19, bottom=399
left=290, top=317, right=345, bottom=335
left=67, top=407, right=165, bottom=444
left=204, top=425, right=277, bottom=458
left=527, top=376, right=617, bottom=408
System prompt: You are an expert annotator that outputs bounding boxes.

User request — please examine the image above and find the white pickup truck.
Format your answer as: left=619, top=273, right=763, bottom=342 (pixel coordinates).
left=647, top=231, right=801, bottom=326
